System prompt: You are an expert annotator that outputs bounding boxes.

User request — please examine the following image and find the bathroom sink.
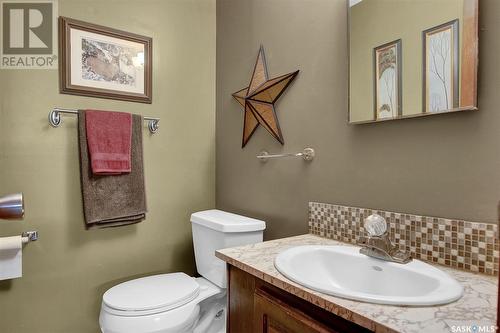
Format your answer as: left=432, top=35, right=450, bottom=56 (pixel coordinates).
left=274, top=245, right=463, bottom=306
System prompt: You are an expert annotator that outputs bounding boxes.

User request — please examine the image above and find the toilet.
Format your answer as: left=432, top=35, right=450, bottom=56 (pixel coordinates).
left=99, top=209, right=266, bottom=333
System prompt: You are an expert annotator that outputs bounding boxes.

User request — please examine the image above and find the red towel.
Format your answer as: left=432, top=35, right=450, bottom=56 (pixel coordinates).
left=85, top=110, right=132, bottom=175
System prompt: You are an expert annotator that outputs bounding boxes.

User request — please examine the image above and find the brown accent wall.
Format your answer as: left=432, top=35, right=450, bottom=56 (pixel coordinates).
left=0, top=0, right=215, bottom=332
left=216, top=0, right=500, bottom=240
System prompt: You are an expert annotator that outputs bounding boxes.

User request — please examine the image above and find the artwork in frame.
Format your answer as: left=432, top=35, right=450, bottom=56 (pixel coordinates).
left=59, top=17, right=152, bottom=103
left=423, top=19, right=459, bottom=113
left=373, top=39, right=402, bottom=120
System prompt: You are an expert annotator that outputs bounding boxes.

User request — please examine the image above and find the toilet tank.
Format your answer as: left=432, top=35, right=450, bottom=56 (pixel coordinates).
left=191, top=210, right=265, bottom=288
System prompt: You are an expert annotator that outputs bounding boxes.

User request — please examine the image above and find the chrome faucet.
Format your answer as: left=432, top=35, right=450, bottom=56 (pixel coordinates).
left=357, top=214, right=412, bottom=264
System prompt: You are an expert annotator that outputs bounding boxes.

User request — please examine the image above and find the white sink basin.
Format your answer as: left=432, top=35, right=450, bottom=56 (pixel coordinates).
left=274, top=245, right=463, bottom=306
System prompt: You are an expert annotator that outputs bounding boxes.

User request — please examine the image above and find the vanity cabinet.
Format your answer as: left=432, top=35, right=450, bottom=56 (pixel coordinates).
left=254, top=288, right=336, bottom=333
left=227, top=265, right=372, bottom=333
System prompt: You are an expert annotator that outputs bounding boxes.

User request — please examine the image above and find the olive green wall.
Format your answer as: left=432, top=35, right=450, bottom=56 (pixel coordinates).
left=216, top=0, right=500, bottom=240
left=350, top=0, right=465, bottom=122
left=0, top=1, right=215, bottom=332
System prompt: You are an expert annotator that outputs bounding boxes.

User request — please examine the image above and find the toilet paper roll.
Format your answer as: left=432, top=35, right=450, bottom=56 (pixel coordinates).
left=0, top=236, right=22, bottom=251
left=0, top=236, right=22, bottom=280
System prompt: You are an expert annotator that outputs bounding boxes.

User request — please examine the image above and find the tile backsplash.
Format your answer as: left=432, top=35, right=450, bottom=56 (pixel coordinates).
left=308, top=202, right=499, bottom=275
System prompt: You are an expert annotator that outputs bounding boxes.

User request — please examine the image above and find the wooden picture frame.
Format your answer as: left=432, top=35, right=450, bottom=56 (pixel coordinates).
left=422, top=19, right=459, bottom=113
left=373, top=39, right=402, bottom=120
left=59, top=16, right=152, bottom=104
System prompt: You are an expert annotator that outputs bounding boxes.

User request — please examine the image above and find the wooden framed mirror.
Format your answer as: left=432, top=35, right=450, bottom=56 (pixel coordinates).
left=348, top=0, right=478, bottom=124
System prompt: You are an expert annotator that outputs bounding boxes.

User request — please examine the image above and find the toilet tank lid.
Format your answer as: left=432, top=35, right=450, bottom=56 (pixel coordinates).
left=191, top=209, right=266, bottom=233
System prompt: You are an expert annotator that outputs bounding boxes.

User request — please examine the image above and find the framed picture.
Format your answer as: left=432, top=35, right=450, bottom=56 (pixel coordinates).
left=422, top=19, right=459, bottom=113
left=59, top=17, right=152, bottom=103
left=373, top=39, right=402, bottom=120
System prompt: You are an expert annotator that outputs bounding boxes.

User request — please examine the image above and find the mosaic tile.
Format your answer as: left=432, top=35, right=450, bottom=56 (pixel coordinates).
left=308, top=202, right=499, bottom=275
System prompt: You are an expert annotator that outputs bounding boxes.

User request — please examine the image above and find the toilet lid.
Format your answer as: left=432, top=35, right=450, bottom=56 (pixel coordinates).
left=103, top=273, right=200, bottom=312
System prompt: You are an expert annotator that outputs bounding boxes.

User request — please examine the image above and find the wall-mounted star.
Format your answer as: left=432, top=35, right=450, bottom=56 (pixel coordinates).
left=232, top=46, right=299, bottom=148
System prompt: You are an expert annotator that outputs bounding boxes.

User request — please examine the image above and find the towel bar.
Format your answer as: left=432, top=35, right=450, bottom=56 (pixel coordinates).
left=48, top=108, right=160, bottom=134
left=257, top=148, right=315, bottom=162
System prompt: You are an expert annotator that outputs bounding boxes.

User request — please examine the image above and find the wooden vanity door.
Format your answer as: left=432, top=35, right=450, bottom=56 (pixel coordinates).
left=254, top=289, right=338, bottom=333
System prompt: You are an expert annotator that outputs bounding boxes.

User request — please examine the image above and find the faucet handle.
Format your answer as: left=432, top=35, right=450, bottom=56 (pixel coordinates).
left=364, top=214, right=387, bottom=237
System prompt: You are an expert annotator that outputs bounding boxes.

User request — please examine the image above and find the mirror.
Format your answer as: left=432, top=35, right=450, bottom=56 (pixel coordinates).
left=348, top=0, right=478, bottom=124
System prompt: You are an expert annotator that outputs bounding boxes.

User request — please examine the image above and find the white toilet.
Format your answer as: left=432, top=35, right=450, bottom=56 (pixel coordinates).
left=99, top=209, right=266, bottom=333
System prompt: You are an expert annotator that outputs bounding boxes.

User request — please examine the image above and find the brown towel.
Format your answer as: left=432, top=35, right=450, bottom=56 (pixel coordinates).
left=78, top=110, right=147, bottom=229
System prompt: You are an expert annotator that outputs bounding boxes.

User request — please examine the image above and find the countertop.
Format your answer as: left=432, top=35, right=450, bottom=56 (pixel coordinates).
left=215, top=234, right=498, bottom=333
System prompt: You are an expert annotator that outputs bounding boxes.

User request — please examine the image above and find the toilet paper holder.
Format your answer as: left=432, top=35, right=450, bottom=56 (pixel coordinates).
left=21, top=231, right=38, bottom=244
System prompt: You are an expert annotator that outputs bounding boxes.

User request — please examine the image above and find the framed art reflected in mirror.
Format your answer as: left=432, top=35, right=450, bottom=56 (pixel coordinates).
left=423, top=20, right=459, bottom=114
left=374, top=39, right=402, bottom=120
left=348, top=0, right=478, bottom=124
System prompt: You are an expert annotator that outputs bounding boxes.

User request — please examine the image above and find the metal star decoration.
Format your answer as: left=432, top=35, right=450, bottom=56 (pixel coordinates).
left=232, top=46, right=299, bottom=148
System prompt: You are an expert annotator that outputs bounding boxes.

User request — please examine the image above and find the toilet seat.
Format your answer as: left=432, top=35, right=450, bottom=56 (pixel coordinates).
left=103, top=273, right=200, bottom=316
left=101, top=296, right=201, bottom=333
left=100, top=276, right=224, bottom=333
